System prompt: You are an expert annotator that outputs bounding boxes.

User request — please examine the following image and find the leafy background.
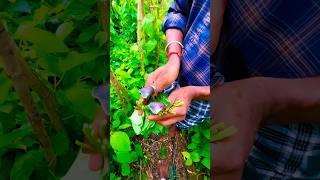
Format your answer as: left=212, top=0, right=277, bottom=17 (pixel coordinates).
left=110, top=0, right=210, bottom=178
left=0, top=0, right=106, bottom=179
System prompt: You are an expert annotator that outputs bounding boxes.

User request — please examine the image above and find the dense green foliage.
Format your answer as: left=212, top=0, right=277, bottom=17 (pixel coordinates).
left=110, top=0, right=210, bottom=178
left=110, top=0, right=169, bottom=178
left=0, top=0, right=106, bottom=179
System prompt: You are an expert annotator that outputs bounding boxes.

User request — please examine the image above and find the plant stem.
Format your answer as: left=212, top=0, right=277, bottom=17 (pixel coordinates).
left=137, top=0, right=145, bottom=74
left=0, top=21, right=57, bottom=168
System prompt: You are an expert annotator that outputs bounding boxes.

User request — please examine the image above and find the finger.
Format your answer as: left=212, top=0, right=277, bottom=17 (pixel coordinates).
left=82, top=138, right=96, bottom=154
left=212, top=140, right=244, bottom=174
left=145, top=73, right=157, bottom=87
left=156, top=116, right=184, bottom=126
left=138, top=97, right=147, bottom=104
left=92, top=108, right=105, bottom=138
left=147, top=112, right=177, bottom=121
left=137, top=110, right=143, bottom=116
left=89, top=153, right=104, bottom=171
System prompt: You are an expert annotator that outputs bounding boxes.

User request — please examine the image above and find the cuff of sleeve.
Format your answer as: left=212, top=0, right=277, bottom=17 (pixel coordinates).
left=162, top=12, right=187, bottom=35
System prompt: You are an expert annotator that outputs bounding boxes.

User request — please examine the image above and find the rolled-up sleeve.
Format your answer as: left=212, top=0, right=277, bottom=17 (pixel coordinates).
left=162, top=0, right=192, bottom=34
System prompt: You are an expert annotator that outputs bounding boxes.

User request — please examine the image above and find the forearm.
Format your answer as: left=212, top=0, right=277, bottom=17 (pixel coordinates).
left=165, top=28, right=184, bottom=62
left=257, top=77, right=320, bottom=124
left=188, top=86, right=210, bottom=101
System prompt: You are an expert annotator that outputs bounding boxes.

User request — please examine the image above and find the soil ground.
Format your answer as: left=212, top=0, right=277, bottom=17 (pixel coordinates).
left=137, top=132, right=206, bottom=180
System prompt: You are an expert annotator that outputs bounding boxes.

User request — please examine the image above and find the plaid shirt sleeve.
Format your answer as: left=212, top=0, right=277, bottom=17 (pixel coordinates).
left=162, top=0, right=192, bottom=34
left=218, top=0, right=320, bottom=179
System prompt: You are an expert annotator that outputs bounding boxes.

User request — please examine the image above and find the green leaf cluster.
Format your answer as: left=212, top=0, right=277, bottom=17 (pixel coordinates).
left=0, top=0, right=105, bottom=179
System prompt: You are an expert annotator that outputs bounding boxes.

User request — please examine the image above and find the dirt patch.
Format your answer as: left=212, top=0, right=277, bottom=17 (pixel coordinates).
left=136, top=130, right=204, bottom=180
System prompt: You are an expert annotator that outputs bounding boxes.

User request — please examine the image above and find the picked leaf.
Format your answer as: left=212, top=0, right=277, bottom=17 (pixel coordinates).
left=173, top=100, right=184, bottom=107
left=139, top=85, right=155, bottom=99
left=148, top=102, right=165, bottom=114
left=130, top=110, right=143, bottom=125
left=212, top=126, right=237, bottom=142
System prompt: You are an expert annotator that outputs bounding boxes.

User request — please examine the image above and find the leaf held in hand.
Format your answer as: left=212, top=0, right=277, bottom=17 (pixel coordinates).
left=139, top=85, right=155, bottom=99
left=130, top=110, right=143, bottom=125
left=148, top=102, right=165, bottom=114
left=173, top=100, right=184, bottom=107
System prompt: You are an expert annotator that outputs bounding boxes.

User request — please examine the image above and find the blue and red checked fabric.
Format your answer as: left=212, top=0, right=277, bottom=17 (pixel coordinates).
left=163, top=81, right=210, bottom=129
left=162, top=0, right=211, bottom=128
left=215, top=0, right=320, bottom=179
left=163, top=0, right=210, bottom=86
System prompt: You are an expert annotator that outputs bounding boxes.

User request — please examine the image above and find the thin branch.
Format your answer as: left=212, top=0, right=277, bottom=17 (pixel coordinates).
left=0, top=21, right=56, bottom=167
left=110, top=70, right=128, bottom=115
left=137, top=0, right=146, bottom=74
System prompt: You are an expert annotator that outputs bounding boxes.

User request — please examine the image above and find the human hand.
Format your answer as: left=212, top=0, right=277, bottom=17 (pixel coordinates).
left=211, top=78, right=273, bottom=179
left=147, top=86, right=194, bottom=126
left=138, top=55, right=180, bottom=115
left=81, top=107, right=108, bottom=171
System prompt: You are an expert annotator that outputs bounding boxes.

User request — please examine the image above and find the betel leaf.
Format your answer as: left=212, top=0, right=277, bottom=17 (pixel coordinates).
left=191, top=133, right=201, bottom=144
left=135, top=144, right=143, bottom=157
left=0, top=123, right=3, bottom=135
left=0, top=126, right=32, bottom=156
left=140, top=119, right=155, bottom=135
left=33, top=5, right=49, bottom=24
left=141, top=13, right=155, bottom=37
left=201, top=157, right=210, bottom=169
left=94, top=31, right=107, bottom=47
left=0, top=73, right=11, bottom=102
left=56, top=22, right=74, bottom=40
left=59, top=51, right=104, bottom=72
left=142, top=39, right=157, bottom=53
left=115, top=151, right=132, bottom=163
left=65, top=82, right=98, bottom=119
left=190, top=151, right=200, bottom=162
left=10, top=150, right=44, bottom=180
left=200, top=143, right=210, bottom=158
left=130, top=151, right=138, bottom=162
left=121, top=163, right=130, bottom=176
left=181, top=151, right=191, bottom=159
left=37, top=53, right=62, bottom=76
left=187, top=143, right=198, bottom=150
left=132, top=124, right=141, bottom=135
left=51, top=132, right=70, bottom=156
left=77, top=25, right=99, bottom=43
left=110, top=132, right=131, bottom=152
left=130, top=110, right=143, bottom=125
left=118, top=123, right=131, bottom=130
left=201, top=128, right=210, bottom=140
left=16, top=27, right=68, bottom=53
left=130, top=110, right=143, bottom=134
left=185, top=158, right=192, bottom=166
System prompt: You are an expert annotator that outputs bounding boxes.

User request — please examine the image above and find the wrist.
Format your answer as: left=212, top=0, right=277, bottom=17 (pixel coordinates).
left=240, top=77, right=278, bottom=124
left=167, top=54, right=180, bottom=67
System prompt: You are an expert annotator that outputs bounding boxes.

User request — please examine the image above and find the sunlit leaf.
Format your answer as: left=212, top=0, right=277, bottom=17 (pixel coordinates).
left=16, top=27, right=68, bottom=53
left=110, top=132, right=131, bottom=152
